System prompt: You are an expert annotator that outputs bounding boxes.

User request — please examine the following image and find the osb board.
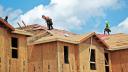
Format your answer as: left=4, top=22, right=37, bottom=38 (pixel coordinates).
left=102, top=33, right=128, bottom=49
left=28, top=62, right=43, bottom=72
left=19, top=35, right=28, bottom=72
left=10, top=59, right=19, bottom=72
left=28, top=45, right=42, bottom=62
left=0, top=27, right=4, bottom=70
left=42, top=42, right=57, bottom=72
left=57, top=41, right=78, bottom=72
left=110, top=49, right=128, bottom=72
left=74, top=45, right=80, bottom=72
left=0, top=26, right=28, bottom=72
left=0, top=27, right=11, bottom=72
left=10, top=34, right=28, bottom=72
left=28, top=45, right=43, bottom=72
left=28, top=41, right=79, bottom=72
left=28, top=42, right=58, bottom=72
left=79, top=37, right=106, bottom=72
left=0, top=27, right=3, bottom=72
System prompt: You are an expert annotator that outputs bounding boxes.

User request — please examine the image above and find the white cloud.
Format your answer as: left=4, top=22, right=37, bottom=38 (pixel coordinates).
left=0, top=5, right=23, bottom=26
left=0, top=0, right=125, bottom=32
left=111, top=17, right=128, bottom=34
left=17, top=0, right=123, bottom=31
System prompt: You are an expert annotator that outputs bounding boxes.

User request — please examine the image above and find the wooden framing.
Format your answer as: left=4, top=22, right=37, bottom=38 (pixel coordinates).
left=0, top=18, right=15, bottom=31
left=28, top=32, right=108, bottom=72
left=28, top=41, right=79, bottom=72
left=99, top=33, right=128, bottom=72
left=79, top=37, right=108, bottom=72
left=2, top=21, right=122, bottom=72
left=110, top=49, right=128, bottom=72
left=0, top=18, right=29, bottom=72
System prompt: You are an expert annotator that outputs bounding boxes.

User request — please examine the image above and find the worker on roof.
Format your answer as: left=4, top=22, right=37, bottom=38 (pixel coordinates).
left=42, top=15, right=53, bottom=30
left=4, top=16, right=8, bottom=22
left=104, top=20, right=111, bottom=35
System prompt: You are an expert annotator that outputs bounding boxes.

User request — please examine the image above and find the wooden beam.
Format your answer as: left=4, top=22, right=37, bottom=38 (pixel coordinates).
left=17, top=22, right=22, bottom=29
left=22, top=20, right=27, bottom=27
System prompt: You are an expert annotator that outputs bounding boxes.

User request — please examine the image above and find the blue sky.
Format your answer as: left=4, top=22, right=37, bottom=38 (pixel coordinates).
left=0, top=0, right=128, bottom=34
left=0, top=0, right=50, bottom=12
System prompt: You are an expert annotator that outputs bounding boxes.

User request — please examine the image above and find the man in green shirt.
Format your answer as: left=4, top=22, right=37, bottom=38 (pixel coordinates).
left=104, top=21, right=111, bottom=35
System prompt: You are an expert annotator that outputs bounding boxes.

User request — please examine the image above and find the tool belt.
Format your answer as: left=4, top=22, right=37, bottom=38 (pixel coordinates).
left=104, top=28, right=111, bottom=32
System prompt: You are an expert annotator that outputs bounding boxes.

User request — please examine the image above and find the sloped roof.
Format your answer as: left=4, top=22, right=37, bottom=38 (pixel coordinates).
left=12, top=29, right=33, bottom=36
left=17, top=24, right=77, bottom=36
left=98, top=33, right=128, bottom=50
left=0, top=18, right=32, bottom=36
left=33, top=32, right=94, bottom=44
left=18, top=24, right=108, bottom=48
left=17, top=24, right=78, bottom=43
left=33, top=32, right=109, bottom=49
left=0, top=18, right=15, bottom=31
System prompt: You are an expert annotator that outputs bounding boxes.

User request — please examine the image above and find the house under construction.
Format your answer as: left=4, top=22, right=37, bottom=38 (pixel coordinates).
left=99, top=33, right=128, bottom=72
left=0, top=18, right=128, bottom=72
left=17, top=24, right=109, bottom=72
left=0, top=18, right=31, bottom=72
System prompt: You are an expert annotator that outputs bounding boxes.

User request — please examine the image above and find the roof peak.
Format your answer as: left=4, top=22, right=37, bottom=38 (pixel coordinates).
left=17, top=24, right=77, bottom=35
left=0, top=18, right=15, bottom=31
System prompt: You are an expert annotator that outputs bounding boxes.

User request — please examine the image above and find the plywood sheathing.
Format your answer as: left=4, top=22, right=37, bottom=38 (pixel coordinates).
left=110, top=49, right=128, bottom=72
left=32, top=32, right=109, bottom=49
left=17, top=24, right=77, bottom=36
left=56, top=41, right=79, bottom=72
left=28, top=41, right=80, bottom=72
left=17, top=24, right=78, bottom=44
left=0, top=18, right=32, bottom=37
left=12, top=29, right=33, bottom=37
left=27, top=32, right=108, bottom=72
left=0, top=18, right=15, bottom=31
left=0, top=27, right=28, bottom=72
left=0, top=27, right=10, bottom=72
left=0, top=19, right=29, bottom=72
left=79, top=36, right=107, bottom=72
left=15, top=24, right=111, bottom=72
left=28, top=42, right=58, bottom=72
left=98, top=33, right=128, bottom=50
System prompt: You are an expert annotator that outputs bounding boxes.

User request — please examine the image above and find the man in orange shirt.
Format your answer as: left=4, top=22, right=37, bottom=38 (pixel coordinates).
left=42, top=15, right=53, bottom=30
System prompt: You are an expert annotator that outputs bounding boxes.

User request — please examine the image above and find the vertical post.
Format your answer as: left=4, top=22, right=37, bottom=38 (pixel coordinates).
left=22, top=20, right=27, bottom=27
left=57, top=42, right=61, bottom=72
left=89, top=37, right=92, bottom=61
left=89, top=37, right=93, bottom=72
left=17, top=22, right=22, bottom=29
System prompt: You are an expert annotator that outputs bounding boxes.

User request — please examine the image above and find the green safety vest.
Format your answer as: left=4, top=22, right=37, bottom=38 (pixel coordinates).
left=106, top=21, right=110, bottom=29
